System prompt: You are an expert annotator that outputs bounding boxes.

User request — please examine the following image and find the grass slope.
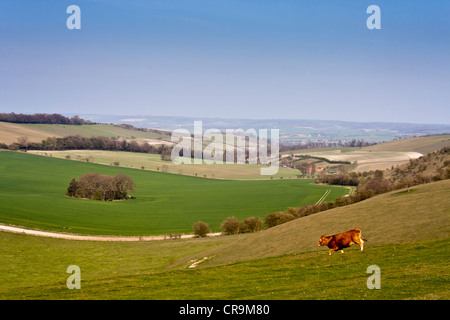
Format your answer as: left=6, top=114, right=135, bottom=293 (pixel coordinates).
left=0, top=122, right=171, bottom=144
left=0, top=122, right=55, bottom=144
left=0, top=151, right=347, bottom=235
left=363, top=135, right=450, bottom=154
left=0, top=181, right=448, bottom=299
left=180, top=179, right=450, bottom=268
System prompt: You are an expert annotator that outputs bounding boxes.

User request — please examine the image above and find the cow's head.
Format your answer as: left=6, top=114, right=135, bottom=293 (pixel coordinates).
left=318, top=235, right=330, bottom=246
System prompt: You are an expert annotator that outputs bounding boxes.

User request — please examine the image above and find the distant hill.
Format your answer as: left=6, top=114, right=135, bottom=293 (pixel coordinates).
left=0, top=122, right=171, bottom=145
left=363, top=135, right=450, bottom=154
left=73, top=114, right=450, bottom=144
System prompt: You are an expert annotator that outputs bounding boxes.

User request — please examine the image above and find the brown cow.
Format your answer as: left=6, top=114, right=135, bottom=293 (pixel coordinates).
left=318, top=228, right=367, bottom=255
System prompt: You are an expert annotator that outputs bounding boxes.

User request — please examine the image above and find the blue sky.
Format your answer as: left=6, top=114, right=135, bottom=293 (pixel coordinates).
left=0, top=0, right=449, bottom=124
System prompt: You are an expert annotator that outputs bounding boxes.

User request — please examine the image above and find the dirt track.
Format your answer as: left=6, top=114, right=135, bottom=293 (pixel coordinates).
left=0, top=223, right=222, bottom=242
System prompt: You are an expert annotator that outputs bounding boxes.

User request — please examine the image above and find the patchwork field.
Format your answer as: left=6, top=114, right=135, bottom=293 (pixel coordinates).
left=0, top=151, right=348, bottom=235
left=281, top=135, right=450, bottom=172
left=287, top=148, right=423, bottom=172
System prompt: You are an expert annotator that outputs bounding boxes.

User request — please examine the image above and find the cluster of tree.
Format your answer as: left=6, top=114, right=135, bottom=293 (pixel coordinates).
left=279, top=139, right=374, bottom=152
left=66, top=173, right=135, bottom=201
left=0, top=113, right=93, bottom=125
left=192, top=216, right=263, bottom=237
left=315, top=171, right=360, bottom=186
left=7, top=135, right=173, bottom=155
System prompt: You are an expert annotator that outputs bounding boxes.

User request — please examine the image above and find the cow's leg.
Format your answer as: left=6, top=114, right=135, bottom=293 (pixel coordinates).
left=354, top=236, right=364, bottom=251
left=340, top=250, right=344, bottom=253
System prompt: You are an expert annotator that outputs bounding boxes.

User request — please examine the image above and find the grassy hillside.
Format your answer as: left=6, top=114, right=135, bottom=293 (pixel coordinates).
left=363, top=135, right=450, bottom=154
left=0, top=122, right=55, bottom=144
left=0, top=180, right=448, bottom=299
left=0, top=150, right=347, bottom=235
left=385, top=146, right=450, bottom=181
left=0, top=122, right=171, bottom=144
left=180, top=179, right=450, bottom=268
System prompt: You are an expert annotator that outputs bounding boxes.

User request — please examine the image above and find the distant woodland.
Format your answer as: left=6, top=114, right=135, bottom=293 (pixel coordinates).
left=0, top=113, right=94, bottom=125
left=6, top=135, right=173, bottom=156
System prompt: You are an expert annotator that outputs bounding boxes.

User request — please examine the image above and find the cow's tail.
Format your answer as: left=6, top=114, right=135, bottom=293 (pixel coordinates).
left=362, top=237, right=368, bottom=242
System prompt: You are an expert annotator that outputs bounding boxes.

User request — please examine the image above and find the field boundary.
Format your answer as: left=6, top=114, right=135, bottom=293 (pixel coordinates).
left=0, top=223, right=222, bottom=242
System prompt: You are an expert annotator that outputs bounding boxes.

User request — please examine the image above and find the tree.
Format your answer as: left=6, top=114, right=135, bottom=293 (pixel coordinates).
left=66, top=179, right=78, bottom=197
left=220, top=217, right=241, bottom=235
left=193, top=221, right=210, bottom=237
left=296, top=162, right=309, bottom=177
left=264, top=211, right=295, bottom=228
left=241, top=217, right=262, bottom=233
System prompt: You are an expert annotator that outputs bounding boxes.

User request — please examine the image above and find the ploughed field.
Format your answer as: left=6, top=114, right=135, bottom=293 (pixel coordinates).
left=0, top=151, right=348, bottom=235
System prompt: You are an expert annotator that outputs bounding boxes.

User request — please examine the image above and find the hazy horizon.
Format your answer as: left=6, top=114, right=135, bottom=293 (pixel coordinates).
left=1, top=1, right=449, bottom=124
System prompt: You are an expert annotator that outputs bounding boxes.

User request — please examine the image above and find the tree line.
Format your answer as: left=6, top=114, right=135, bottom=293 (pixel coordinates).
left=66, top=173, right=135, bottom=201
left=279, top=139, right=375, bottom=152
left=193, top=216, right=263, bottom=237
left=4, top=135, right=173, bottom=155
left=0, top=113, right=94, bottom=125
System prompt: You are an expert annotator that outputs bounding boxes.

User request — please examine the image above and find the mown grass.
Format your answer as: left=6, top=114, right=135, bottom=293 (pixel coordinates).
left=0, top=151, right=348, bottom=235
left=0, top=233, right=447, bottom=300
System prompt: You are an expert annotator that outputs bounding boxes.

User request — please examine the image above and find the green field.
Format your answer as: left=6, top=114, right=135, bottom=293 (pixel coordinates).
left=0, top=150, right=348, bottom=235
left=0, top=180, right=448, bottom=299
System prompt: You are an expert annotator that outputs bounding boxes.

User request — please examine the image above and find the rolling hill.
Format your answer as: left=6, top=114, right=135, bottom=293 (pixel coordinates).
left=177, top=179, right=450, bottom=268
left=0, top=179, right=448, bottom=299
left=0, top=150, right=348, bottom=235
left=280, top=135, right=450, bottom=172
left=0, top=121, right=171, bottom=145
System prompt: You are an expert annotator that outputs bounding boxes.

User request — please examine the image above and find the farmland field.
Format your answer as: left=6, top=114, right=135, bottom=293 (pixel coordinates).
left=28, top=150, right=301, bottom=180
left=0, top=150, right=348, bottom=235
left=285, top=148, right=423, bottom=172
left=0, top=122, right=171, bottom=145
left=280, top=135, right=450, bottom=172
